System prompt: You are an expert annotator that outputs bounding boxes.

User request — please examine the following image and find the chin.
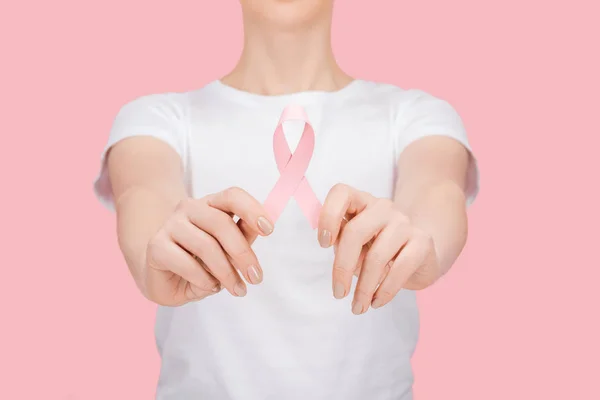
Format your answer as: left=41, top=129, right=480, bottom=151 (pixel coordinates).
left=241, top=0, right=333, bottom=29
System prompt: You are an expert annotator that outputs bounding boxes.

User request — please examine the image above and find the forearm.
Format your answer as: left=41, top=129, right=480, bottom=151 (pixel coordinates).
left=397, top=179, right=468, bottom=275
left=393, top=136, right=471, bottom=276
left=106, top=137, right=188, bottom=291
left=114, top=185, right=185, bottom=288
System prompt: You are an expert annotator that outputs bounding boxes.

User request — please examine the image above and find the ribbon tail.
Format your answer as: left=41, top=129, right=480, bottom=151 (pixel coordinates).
left=295, top=178, right=322, bottom=230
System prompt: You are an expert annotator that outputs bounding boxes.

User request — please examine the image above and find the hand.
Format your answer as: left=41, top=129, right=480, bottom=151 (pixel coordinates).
left=318, top=184, right=441, bottom=315
left=143, top=187, right=274, bottom=306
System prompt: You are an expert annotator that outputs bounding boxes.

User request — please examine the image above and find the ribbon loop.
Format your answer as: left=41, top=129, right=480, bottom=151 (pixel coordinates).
left=263, top=105, right=322, bottom=229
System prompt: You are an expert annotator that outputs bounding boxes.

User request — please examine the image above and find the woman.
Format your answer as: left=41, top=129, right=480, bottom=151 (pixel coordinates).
left=94, top=1, right=478, bottom=399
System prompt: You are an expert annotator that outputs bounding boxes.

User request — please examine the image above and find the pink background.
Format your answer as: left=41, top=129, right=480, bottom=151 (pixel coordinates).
left=2, top=0, right=599, bottom=399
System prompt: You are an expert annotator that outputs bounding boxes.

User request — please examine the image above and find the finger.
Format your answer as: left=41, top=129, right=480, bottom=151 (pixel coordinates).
left=353, top=245, right=368, bottom=278
left=333, top=239, right=365, bottom=279
left=352, top=220, right=410, bottom=314
left=146, top=236, right=220, bottom=294
left=238, top=218, right=259, bottom=246
left=379, top=261, right=392, bottom=284
left=318, top=184, right=371, bottom=249
left=353, top=238, right=390, bottom=278
left=371, top=239, right=428, bottom=309
left=355, top=248, right=393, bottom=281
left=184, top=281, right=222, bottom=303
left=332, top=216, right=349, bottom=254
left=332, top=218, right=349, bottom=257
left=170, top=222, right=247, bottom=297
left=206, top=187, right=274, bottom=237
left=183, top=205, right=263, bottom=285
left=332, top=202, right=390, bottom=300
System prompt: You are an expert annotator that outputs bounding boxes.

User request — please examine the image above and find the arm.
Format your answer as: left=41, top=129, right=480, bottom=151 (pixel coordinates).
left=97, top=94, right=274, bottom=306
left=318, top=91, right=477, bottom=314
left=318, top=136, right=475, bottom=314
left=107, top=136, right=187, bottom=293
left=106, top=136, right=273, bottom=305
left=393, top=135, right=470, bottom=276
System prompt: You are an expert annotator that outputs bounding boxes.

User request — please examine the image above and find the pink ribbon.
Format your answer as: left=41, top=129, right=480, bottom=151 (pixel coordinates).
left=263, top=105, right=322, bottom=229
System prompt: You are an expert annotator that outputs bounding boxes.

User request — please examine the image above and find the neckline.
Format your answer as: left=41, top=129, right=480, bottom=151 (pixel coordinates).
left=207, top=79, right=364, bottom=106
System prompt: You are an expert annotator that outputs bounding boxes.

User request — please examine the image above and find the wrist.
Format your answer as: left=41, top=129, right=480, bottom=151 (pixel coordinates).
left=115, top=185, right=183, bottom=292
left=406, top=180, right=467, bottom=274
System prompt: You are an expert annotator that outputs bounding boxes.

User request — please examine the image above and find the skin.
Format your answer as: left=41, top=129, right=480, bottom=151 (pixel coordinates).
left=107, top=0, right=471, bottom=313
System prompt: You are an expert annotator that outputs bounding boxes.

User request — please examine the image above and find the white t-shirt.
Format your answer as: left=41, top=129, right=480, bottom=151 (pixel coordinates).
left=94, top=79, right=479, bottom=400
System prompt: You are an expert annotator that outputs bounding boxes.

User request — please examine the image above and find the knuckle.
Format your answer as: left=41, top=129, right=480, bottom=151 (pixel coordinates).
left=196, top=230, right=216, bottom=248
left=377, top=288, right=395, bottom=300
left=342, top=222, right=363, bottom=238
left=185, top=284, right=203, bottom=301
left=146, top=237, right=168, bottom=265
left=364, top=191, right=376, bottom=201
left=146, top=236, right=161, bottom=256
left=365, top=251, right=388, bottom=268
left=228, top=186, right=244, bottom=194
left=152, top=295, right=174, bottom=307
left=412, top=228, right=432, bottom=246
left=143, top=278, right=171, bottom=306
left=319, top=212, right=333, bottom=225
left=231, top=246, right=252, bottom=260
left=223, top=186, right=244, bottom=201
left=176, top=197, right=194, bottom=213
left=322, top=209, right=342, bottom=226
left=167, top=214, right=188, bottom=232
left=392, top=211, right=410, bottom=225
left=355, top=286, right=375, bottom=299
left=374, top=198, right=393, bottom=209
left=332, top=183, right=349, bottom=194
left=145, top=290, right=166, bottom=305
left=196, top=277, right=218, bottom=292
left=332, top=265, right=353, bottom=279
left=194, top=246, right=211, bottom=262
left=219, top=268, right=239, bottom=285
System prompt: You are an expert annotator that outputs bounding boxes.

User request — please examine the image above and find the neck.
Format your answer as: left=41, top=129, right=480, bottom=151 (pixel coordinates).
left=222, top=14, right=352, bottom=96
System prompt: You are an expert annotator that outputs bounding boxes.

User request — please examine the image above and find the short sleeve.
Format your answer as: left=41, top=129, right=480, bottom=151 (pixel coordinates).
left=93, top=93, right=189, bottom=211
left=394, top=90, right=479, bottom=206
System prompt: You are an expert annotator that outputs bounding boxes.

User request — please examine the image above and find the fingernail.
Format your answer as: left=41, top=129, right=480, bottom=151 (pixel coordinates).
left=352, top=301, right=364, bottom=315
left=233, top=282, right=247, bottom=297
left=248, top=265, right=262, bottom=284
left=333, top=282, right=346, bottom=299
left=257, top=217, right=274, bottom=235
left=319, top=230, right=331, bottom=248
left=371, top=297, right=384, bottom=309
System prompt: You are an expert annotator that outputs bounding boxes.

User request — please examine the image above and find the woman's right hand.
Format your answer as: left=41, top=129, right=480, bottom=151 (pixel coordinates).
left=142, top=187, right=274, bottom=306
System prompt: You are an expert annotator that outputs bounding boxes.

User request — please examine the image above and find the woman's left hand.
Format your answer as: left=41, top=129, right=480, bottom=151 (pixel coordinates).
left=318, top=184, right=442, bottom=315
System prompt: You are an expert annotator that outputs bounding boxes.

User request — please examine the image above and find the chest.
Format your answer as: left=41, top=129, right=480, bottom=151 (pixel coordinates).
left=187, top=103, right=398, bottom=206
